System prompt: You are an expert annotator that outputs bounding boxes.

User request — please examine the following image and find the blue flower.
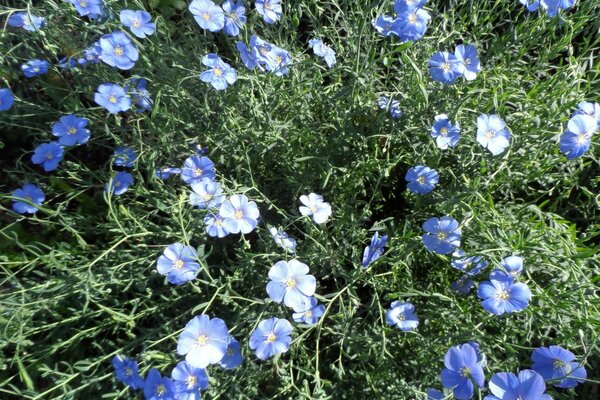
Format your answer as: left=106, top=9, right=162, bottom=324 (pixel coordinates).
left=573, top=101, right=600, bottom=127
left=451, top=250, right=488, bottom=276
left=7, top=12, right=45, bottom=31
left=220, top=194, right=260, bottom=234
left=308, top=38, right=336, bottom=68
left=99, top=31, right=139, bottom=70
left=269, top=227, right=297, bottom=253
left=95, top=83, right=131, bottom=114
left=519, top=0, right=541, bottom=12
left=204, top=212, right=230, bottom=238
left=485, top=370, right=552, bottom=400
left=199, top=54, right=238, bottom=90
left=362, top=231, right=388, bottom=267
left=267, top=259, right=316, bottom=311
left=31, top=142, right=63, bottom=172
left=391, top=8, right=431, bottom=42
left=219, top=337, right=244, bottom=369
left=428, top=51, right=461, bottom=84
left=406, top=165, right=439, bottom=195
left=441, top=343, right=485, bottom=400
left=120, top=9, right=155, bottom=38
left=22, top=60, right=49, bottom=77
left=171, top=360, right=208, bottom=399
left=299, top=193, right=332, bottom=224
left=292, top=297, right=325, bottom=325
left=155, top=167, right=181, bottom=179
left=111, top=355, right=144, bottom=390
left=67, top=0, right=104, bottom=19
left=126, top=78, right=153, bottom=112
left=559, top=114, right=596, bottom=159
left=531, top=345, right=587, bottom=389
left=78, top=42, right=102, bottom=65
left=394, top=0, right=427, bottom=13
left=156, top=243, right=201, bottom=285
left=12, top=184, right=45, bottom=214
left=431, top=114, right=461, bottom=149
left=0, top=88, right=15, bottom=111
left=422, top=216, right=461, bottom=254
left=106, top=171, right=134, bottom=196
left=237, top=41, right=260, bottom=70
left=386, top=301, right=419, bottom=331
left=112, top=146, right=137, bottom=167
left=255, top=0, right=282, bottom=24
left=222, top=0, right=246, bottom=36
left=58, top=57, right=77, bottom=70
left=249, top=317, right=293, bottom=360
left=427, top=388, right=445, bottom=400
left=476, top=114, right=511, bottom=155
left=144, top=368, right=175, bottom=400
left=541, top=0, right=577, bottom=17
left=372, top=15, right=396, bottom=37
left=264, top=45, right=292, bottom=76
left=177, top=315, right=230, bottom=368
left=477, top=274, right=531, bottom=315
left=181, top=156, right=216, bottom=184
left=190, top=178, right=225, bottom=209
left=491, top=255, right=523, bottom=279
left=51, top=114, right=90, bottom=146
left=452, top=276, right=475, bottom=295
left=454, top=44, right=481, bottom=81
left=377, top=96, right=402, bottom=119
left=189, top=0, right=225, bottom=32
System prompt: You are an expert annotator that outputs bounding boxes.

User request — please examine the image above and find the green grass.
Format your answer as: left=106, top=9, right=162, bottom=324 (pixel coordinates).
left=1, top=0, right=599, bottom=398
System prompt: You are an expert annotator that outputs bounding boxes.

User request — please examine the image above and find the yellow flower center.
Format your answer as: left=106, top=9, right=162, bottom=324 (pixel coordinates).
left=285, top=278, right=297, bottom=288
left=204, top=194, right=213, bottom=201
left=408, top=13, right=417, bottom=23
left=460, top=367, right=471, bottom=377
left=79, top=1, right=87, bottom=7
left=214, top=218, right=223, bottom=226
left=193, top=168, right=202, bottom=177
left=553, top=359, right=564, bottom=368
left=464, top=58, right=472, bottom=65
left=396, top=313, right=405, bottom=321
left=115, top=46, right=124, bottom=56
left=109, top=95, right=118, bottom=104
left=202, top=12, right=210, bottom=20
left=33, top=67, right=40, bottom=73
left=132, top=20, right=141, bottom=28
left=155, top=384, right=166, bottom=395
left=115, top=181, right=121, bottom=187
left=234, top=210, right=244, bottom=219
left=68, top=127, right=77, bottom=134
left=227, top=347, right=235, bottom=355
left=213, top=66, right=223, bottom=77
left=304, top=310, right=313, bottom=318
left=186, top=375, right=197, bottom=387
left=485, top=130, right=496, bottom=139
left=437, top=232, right=447, bottom=241
left=310, top=205, right=318, bottom=213
left=440, top=127, right=448, bottom=136
left=577, top=134, right=587, bottom=144
left=266, top=332, right=277, bottom=342
left=125, top=367, right=133, bottom=376
left=417, top=176, right=425, bottom=184
left=265, top=2, right=272, bottom=10
left=274, top=55, right=282, bottom=65
left=196, top=335, right=208, bottom=345
left=441, top=62, right=451, bottom=72
left=173, top=259, right=184, bottom=270
left=498, top=290, right=510, bottom=301
left=46, top=153, right=54, bottom=160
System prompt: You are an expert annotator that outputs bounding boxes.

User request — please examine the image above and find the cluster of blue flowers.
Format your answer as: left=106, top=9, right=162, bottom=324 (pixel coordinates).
left=519, top=0, right=577, bottom=17
left=428, top=342, right=586, bottom=399
left=372, top=0, right=431, bottom=42
left=429, top=44, right=481, bottom=84
left=377, top=95, right=403, bottom=119
left=105, top=147, right=138, bottom=196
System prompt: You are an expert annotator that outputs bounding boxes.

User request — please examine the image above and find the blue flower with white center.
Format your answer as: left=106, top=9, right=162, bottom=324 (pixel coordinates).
left=454, top=44, right=481, bottom=81
left=267, top=260, right=316, bottom=311
left=99, top=31, right=139, bottom=70
left=112, top=146, right=137, bottom=167
left=190, top=178, right=225, bottom=209
left=541, top=0, right=577, bottom=17
left=78, top=42, right=102, bottom=65
left=189, top=0, right=225, bottom=32
left=394, top=0, right=427, bottom=13
left=12, top=184, right=45, bottom=214
left=111, top=355, right=144, bottom=390
left=156, top=243, right=201, bottom=285
left=477, top=274, right=531, bottom=315
left=255, top=0, right=282, bottom=24
left=171, top=360, right=208, bottom=400
left=485, top=370, right=552, bottom=400
left=559, top=114, right=596, bottom=159
left=421, top=216, right=461, bottom=254
left=372, top=15, right=396, bottom=37
left=177, top=315, right=230, bottom=368
left=292, top=297, right=325, bottom=324
left=199, top=54, right=237, bottom=90
left=52, top=114, right=90, bottom=146
left=451, top=250, right=488, bottom=276
left=573, top=101, right=600, bottom=127
left=386, top=301, right=419, bottom=331
left=299, top=193, right=332, bottom=224
left=476, top=114, right=511, bottom=155
left=8, top=12, right=46, bottom=32
left=181, top=156, right=216, bottom=184
left=220, top=194, right=260, bottom=234
left=428, top=51, right=461, bottom=84
left=237, top=41, right=260, bottom=69
left=144, top=368, right=175, bottom=400
left=377, top=96, right=402, bottom=119
left=106, top=171, right=134, bottom=196
left=520, top=0, right=541, bottom=11
left=68, top=0, right=103, bottom=19
left=452, top=276, right=475, bottom=295
left=264, top=45, right=292, bottom=76
left=362, top=231, right=388, bottom=267
left=269, top=227, right=297, bottom=253
left=406, top=165, right=439, bottom=195
left=95, top=83, right=131, bottom=114
left=531, top=345, right=587, bottom=388
left=120, top=9, right=155, bottom=39
left=0, top=88, right=15, bottom=111
left=441, top=343, right=485, bottom=400
left=22, top=60, right=49, bottom=77
left=204, top=212, right=230, bottom=238
left=391, top=8, right=431, bottom=42
left=31, top=142, right=63, bottom=172
left=126, top=78, right=153, bottom=112
left=219, top=337, right=244, bottom=369
left=222, top=0, right=246, bottom=36
left=308, top=38, right=336, bottom=68
left=431, top=114, right=461, bottom=149
left=249, top=317, right=293, bottom=360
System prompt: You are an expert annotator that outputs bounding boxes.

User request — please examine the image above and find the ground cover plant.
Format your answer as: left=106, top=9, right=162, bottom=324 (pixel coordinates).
left=1, top=0, right=599, bottom=398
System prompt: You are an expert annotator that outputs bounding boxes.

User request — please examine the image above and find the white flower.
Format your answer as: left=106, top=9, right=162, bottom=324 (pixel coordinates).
left=299, top=193, right=331, bottom=224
